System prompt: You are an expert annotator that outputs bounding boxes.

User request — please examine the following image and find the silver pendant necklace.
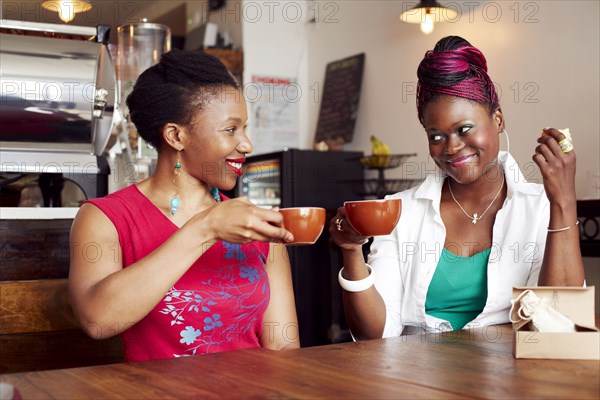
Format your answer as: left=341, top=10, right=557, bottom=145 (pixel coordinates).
left=448, top=174, right=505, bottom=224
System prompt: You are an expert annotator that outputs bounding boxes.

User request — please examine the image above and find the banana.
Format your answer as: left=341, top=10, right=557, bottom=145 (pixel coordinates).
left=369, top=135, right=391, bottom=167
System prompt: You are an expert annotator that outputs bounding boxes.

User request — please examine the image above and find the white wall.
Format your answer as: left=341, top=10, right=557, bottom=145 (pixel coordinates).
left=242, top=1, right=310, bottom=147
left=244, top=0, right=599, bottom=199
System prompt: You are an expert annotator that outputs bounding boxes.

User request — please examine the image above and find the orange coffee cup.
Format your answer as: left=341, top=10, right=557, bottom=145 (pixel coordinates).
left=344, top=198, right=401, bottom=236
left=279, top=207, right=326, bottom=245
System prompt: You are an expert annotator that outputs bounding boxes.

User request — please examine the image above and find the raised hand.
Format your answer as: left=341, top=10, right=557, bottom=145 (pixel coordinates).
left=532, top=127, right=577, bottom=206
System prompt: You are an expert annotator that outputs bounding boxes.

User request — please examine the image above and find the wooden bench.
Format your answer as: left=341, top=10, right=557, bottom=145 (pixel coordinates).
left=0, top=218, right=123, bottom=374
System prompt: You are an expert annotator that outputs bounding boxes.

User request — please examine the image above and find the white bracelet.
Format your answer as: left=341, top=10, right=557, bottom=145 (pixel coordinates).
left=547, top=220, right=579, bottom=233
left=338, top=265, right=374, bottom=292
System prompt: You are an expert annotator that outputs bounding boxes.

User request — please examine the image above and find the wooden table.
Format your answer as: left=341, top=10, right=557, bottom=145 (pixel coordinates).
left=1, top=325, right=598, bottom=399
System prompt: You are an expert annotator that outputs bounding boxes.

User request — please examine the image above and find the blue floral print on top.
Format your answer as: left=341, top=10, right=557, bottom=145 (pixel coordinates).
left=159, top=241, right=269, bottom=357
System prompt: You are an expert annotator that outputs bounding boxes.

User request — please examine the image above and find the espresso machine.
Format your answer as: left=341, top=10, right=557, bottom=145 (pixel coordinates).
left=0, top=19, right=117, bottom=206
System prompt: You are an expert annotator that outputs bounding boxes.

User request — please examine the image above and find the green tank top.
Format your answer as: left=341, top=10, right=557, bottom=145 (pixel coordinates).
left=425, top=247, right=490, bottom=330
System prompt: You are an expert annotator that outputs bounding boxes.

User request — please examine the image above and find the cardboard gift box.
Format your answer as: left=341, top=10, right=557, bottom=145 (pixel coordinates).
left=511, top=286, right=599, bottom=360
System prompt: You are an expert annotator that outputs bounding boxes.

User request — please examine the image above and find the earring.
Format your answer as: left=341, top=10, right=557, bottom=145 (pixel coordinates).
left=502, top=129, right=510, bottom=154
left=170, top=150, right=182, bottom=215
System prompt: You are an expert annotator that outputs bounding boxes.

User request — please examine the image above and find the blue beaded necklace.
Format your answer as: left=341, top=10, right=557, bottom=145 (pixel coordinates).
left=211, top=187, right=221, bottom=203
left=169, top=150, right=221, bottom=216
left=170, top=187, right=221, bottom=216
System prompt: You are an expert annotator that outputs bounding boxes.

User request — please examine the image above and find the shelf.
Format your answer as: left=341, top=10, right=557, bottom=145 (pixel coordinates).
left=0, top=207, right=79, bottom=220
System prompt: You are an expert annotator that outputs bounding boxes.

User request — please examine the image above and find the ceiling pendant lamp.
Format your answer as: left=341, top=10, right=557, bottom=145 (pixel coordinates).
left=399, top=0, right=458, bottom=35
left=41, top=0, right=93, bottom=23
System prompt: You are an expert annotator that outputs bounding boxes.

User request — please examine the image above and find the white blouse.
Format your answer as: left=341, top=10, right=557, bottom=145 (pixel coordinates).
left=368, top=152, right=550, bottom=335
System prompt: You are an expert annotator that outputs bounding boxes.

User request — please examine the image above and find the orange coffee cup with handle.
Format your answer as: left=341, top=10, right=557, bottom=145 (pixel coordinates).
left=344, top=198, right=401, bottom=236
left=279, top=207, right=326, bottom=245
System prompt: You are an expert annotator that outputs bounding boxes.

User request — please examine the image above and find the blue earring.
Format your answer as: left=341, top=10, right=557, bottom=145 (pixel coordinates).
left=170, top=150, right=182, bottom=215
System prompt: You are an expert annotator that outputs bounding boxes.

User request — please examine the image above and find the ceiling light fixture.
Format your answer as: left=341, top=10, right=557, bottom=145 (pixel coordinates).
left=399, top=0, right=458, bottom=35
left=41, top=0, right=92, bottom=23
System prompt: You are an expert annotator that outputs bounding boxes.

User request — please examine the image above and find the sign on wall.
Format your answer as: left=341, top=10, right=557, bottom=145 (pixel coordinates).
left=247, top=75, right=299, bottom=154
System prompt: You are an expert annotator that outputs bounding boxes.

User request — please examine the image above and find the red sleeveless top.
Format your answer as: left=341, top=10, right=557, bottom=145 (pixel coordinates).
left=85, top=185, right=270, bottom=362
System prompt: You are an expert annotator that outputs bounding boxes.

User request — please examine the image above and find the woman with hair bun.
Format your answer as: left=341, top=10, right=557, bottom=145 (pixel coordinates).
left=330, top=36, right=584, bottom=339
left=69, top=49, right=299, bottom=361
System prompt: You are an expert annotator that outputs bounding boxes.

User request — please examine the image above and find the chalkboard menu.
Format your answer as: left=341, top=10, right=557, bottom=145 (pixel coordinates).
left=314, top=53, right=365, bottom=145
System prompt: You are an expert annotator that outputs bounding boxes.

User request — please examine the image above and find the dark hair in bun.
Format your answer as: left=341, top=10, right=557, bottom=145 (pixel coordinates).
left=126, top=49, right=240, bottom=150
left=416, top=36, right=499, bottom=124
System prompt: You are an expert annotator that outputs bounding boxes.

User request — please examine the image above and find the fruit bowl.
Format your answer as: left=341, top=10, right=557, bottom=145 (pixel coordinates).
left=359, top=154, right=417, bottom=169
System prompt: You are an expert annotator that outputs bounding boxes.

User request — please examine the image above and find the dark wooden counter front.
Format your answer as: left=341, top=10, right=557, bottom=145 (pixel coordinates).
left=2, top=325, right=598, bottom=399
left=0, top=217, right=123, bottom=373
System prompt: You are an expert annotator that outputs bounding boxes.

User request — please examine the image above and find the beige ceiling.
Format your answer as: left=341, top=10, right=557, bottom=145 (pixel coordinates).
left=1, top=0, right=189, bottom=41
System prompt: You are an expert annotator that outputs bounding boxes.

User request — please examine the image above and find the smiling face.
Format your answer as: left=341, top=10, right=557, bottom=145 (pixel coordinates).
left=180, top=87, right=251, bottom=191
left=422, top=95, right=504, bottom=184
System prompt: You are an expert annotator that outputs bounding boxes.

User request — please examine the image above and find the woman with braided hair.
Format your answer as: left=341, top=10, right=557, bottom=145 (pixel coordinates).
left=69, top=49, right=299, bottom=361
left=329, top=36, right=584, bottom=338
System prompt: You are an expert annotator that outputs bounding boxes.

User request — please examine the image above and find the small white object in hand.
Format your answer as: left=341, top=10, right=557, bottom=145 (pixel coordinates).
left=557, top=128, right=574, bottom=153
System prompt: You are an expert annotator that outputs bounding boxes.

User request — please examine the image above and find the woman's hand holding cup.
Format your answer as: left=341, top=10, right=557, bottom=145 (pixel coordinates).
left=197, top=197, right=294, bottom=244
left=330, top=198, right=402, bottom=250
left=329, top=207, right=370, bottom=251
